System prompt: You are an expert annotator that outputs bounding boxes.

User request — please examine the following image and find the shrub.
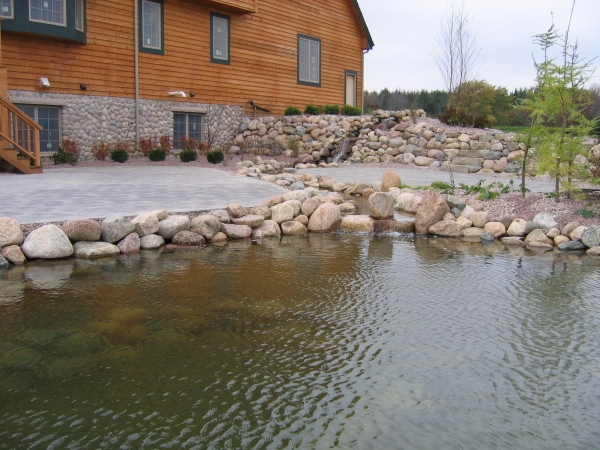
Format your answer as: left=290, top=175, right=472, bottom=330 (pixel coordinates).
left=91, top=138, right=110, bottom=161
left=113, top=140, right=132, bottom=154
left=206, top=150, right=225, bottom=164
left=323, top=104, right=340, bottom=114
left=110, top=149, right=129, bottom=163
left=439, top=107, right=494, bottom=129
left=304, top=104, right=321, bottom=115
left=51, top=147, right=78, bottom=165
left=139, top=137, right=157, bottom=157
left=159, top=135, right=172, bottom=155
left=60, top=139, right=81, bottom=160
left=284, top=106, right=302, bottom=116
left=342, top=105, right=362, bottom=116
left=179, top=149, right=198, bottom=162
left=149, top=147, right=166, bottom=161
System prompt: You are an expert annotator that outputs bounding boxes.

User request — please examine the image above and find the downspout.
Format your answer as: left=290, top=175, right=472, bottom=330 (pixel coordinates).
left=362, top=49, right=369, bottom=113
left=134, top=0, right=140, bottom=149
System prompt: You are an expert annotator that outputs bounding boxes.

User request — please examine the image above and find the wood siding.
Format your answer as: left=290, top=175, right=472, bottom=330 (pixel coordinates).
left=2, top=0, right=365, bottom=114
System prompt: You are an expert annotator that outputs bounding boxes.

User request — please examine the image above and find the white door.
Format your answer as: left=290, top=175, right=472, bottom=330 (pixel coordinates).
left=345, top=73, right=357, bottom=107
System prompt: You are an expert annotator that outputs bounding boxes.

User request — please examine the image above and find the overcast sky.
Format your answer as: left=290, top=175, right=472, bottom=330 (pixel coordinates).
left=358, top=0, right=600, bottom=93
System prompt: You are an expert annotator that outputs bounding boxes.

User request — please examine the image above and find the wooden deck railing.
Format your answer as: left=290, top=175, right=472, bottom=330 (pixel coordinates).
left=0, top=95, right=42, bottom=168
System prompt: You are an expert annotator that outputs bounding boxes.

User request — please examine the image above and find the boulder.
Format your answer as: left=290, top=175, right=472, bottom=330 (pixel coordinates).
left=414, top=156, right=435, bottom=166
left=209, top=232, right=228, bottom=243
left=561, top=222, right=580, bottom=237
left=456, top=217, right=472, bottom=229
left=0, top=217, right=23, bottom=247
left=554, top=235, right=570, bottom=246
left=308, top=203, right=341, bottom=232
left=484, top=222, right=506, bottom=238
left=301, top=196, right=324, bottom=216
left=429, top=220, right=462, bottom=237
left=260, top=195, right=285, bottom=208
left=546, top=228, right=560, bottom=239
left=507, top=219, right=527, bottom=237
left=582, top=225, right=600, bottom=248
left=524, top=229, right=553, bottom=246
left=469, top=211, right=489, bottom=228
left=526, top=242, right=553, bottom=251
left=226, top=204, right=248, bottom=218
left=271, top=202, right=295, bottom=223
left=394, top=218, right=416, bottom=233
left=139, top=234, right=165, bottom=249
left=341, top=215, right=375, bottom=232
left=231, top=215, right=265, bottom=227
left=533, top=212, right=558, bottom=229
left=209, top=209, right=230, bottom=223
left=61, top=219, right=102, bottom=242
left=446, top=196, right=466, bottom=211
left=251, top=220, right=281, bottom=238
left=101, top=216, right=135, bottom=243
left=158, top=215, right=190, bottom=239
left=381, top=171, right=402, bottom=192
left=172, top=231, right=205, bottom=246
left=557, top=240, right=587, bottom=251
left=283, top=200, right=302, bottom=217
left=281, top=221, right=308, bottom=235
left=501, top=237, right=525, bottom=247
left=480, top=232, right=495, bottom=242
left=415, top=190, right=451, bottom=234
left=369, top=192, right=395, bottom=220
left=294, top=215, right=309, bottom=226
left=283, top=190, right=311, bottom=203
left=151, top=209, right=168, bottom=220
left=1, top=245, right=27, bottom=265
left=394, top=193, right=416, bottom=211
left=0, top=255, right=9, bottom=270
left=131, top=212, right=160, bottom=237
left=249, top=206, right=272, bottom=220
left=338, top=202, right=356, bottom=213
left=462, top=227, right=485, bottom=238
left=73, top=241, right=120, bottom=259
left=570, top=226, right=588, bottom=241
left=220, top=223, right=252, bottom=239
left=586, top=246, right=600, bottom=256
left=117, top=233, right=141, bottom=253
left=460, top=205, right=475, bottom=219
left=190, top=215, right=221, bottom=239
left=22, top=225, right=74, bottom=259
left=362, top=188, right=375, bottom=198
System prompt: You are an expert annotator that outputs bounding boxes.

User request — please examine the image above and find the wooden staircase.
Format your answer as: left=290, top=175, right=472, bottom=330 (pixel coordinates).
left=0, top=95, right=43, bottom=174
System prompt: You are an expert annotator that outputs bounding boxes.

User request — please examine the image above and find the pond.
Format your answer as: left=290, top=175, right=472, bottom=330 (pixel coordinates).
left=1, top=234, right=599, bottom=449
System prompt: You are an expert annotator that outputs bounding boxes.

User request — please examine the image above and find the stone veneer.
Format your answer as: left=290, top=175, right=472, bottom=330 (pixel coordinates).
left=8, top=90, right=243, bottom=159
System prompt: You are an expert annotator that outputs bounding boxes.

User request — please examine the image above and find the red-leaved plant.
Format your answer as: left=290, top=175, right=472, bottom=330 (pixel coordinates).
left=60, top=139, right=81, bottom=160
left=91, top=138, right=110, bottom=161
left=159, top=135, right=172, bottom=155
left=139, top=137, right=157, bottom=157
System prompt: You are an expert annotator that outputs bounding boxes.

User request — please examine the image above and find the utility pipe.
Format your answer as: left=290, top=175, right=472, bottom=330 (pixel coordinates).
left=134, top=0, right=140, bottom=148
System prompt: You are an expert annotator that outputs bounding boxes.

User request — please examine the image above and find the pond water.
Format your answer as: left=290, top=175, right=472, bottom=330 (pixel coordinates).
left=1, top=234, right=599, bottom=449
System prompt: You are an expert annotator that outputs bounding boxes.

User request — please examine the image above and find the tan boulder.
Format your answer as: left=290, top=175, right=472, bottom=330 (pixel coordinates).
left=209, top=232, right=228, bottom=243
left=220, top=223, right=252, bottom=239
left=231, top=215, right=264, bottom=227
left=570, top=226, right=588, bottom=241
left=561, top=221, right=580, bottom=237
left=190, top=215, right=221, bottom=239
left=456, top=217, right=472, bottom=229
left=470, top=211, right=489, bottom=228
left=307, top=203, right=341, bottom=232
left=484, top=222, right=506, bottom=238
left=1, top=245, right=27, bottom=265
left=157, top=215, right=190, bottom=239
left=294, top=215, right=309, bottom=226
left=394, top=218, right=415, bottom=233
left=249, top=206, right=272, bottom=220
left=507, top=219, right=527, bottom=237
left=301, top=197, right=325, bottom=217
left=381, top=171, right=402, bottom=192
left=362, top=188, right=375, bottom=198
left=226, top=203, right=248, bottom=218
left=369, top=192, right=395, bottom=220
left=524, top=229, right=553, bottom=246
left=554, top=235, right=570, bottom=246
left=341, top=215, right=374, bottom=232
left=0, top=217, right=24, bottom=247
left=131, top=212, right=160, bottom=237
left=414, top=190, right=450, bottom=234
left=429, top=220, right=462, bottom=237
left=462, top=227, right=485, bottom=238
left=281, top=221, right=308, bottom=235
left=251, top=220, right=281, bottom=238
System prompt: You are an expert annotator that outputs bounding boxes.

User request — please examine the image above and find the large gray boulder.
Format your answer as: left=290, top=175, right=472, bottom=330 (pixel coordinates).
left=251, top=220, right=281, bottom=238
left=140, top=234, right=165, bottom=249
left=101, top=216, right=135, bottom=243
left=220, top=223, right=252, bottom=239
left=369, top=192, right=395, bottom=220
left=73, top=241, right=120, bottom=259
left=415, top=190, right=450, bottom=234
left=308, top=203, right=341, bottom=232
left=61, top=219, right=102, bottom=242
left=22, top=225, right=74, bottom=259
left=209, top=209, right=230, bottom=223
left=158, top=215, right=190, bottom=239
left=582, top=225, right=600, bottom=248
left=131, top=212, right=160, bottom=237
left=533, top=212, right=558, bottom=229
left=271, top=202, right=295, bottom=224
left=0, top=217, right=23, bottom=247
left=190, top=215, right=221, bottom=239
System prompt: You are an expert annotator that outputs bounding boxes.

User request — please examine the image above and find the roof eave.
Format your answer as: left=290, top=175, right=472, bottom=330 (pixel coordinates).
left=352, top=0, right=374, bottom=50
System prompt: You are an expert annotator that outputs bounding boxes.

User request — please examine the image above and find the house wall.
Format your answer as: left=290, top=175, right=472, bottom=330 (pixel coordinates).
left=2, top=0, right=365, bottom=115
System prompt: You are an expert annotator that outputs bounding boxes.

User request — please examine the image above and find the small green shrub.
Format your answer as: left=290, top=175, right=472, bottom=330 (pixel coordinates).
left=110, top=149, right=129, bottom=163
left=304, top=104, right=321, bottom=115
left=323, top=104, right=340, bottom=114
left=206, top=150, right=225, bottom=164
left=342, top=105, right=362, bottom=116
left=429, top=181, right=454, bottom=194
left=179, top=149, right=198, bottom=162
left=51, top=147, right=78, bottom=165
left=284, top=106, right=302, bottom=116
left=592, top=115, right=600, bottom=136
left=149, top=147, right=166, bottom=161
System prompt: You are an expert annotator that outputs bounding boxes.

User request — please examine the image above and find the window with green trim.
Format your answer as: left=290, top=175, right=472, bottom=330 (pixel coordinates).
left=298, top=35, right=320, bottom=86
left=29, top=0, right=66, bottom=26
left=142, top=0, right=161, bottom=51
left=211, top=13, right=230, bottom=64
left=0, top=0, right=13, bottom=18
left=75, top=0, right=83, bottom=31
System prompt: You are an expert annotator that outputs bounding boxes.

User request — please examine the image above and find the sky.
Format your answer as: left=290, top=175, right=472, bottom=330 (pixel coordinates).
left=357, top=0, right=600, bottom=93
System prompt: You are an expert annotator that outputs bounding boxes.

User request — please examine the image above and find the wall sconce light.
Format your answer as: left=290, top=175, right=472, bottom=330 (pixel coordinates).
left=169, top=91, right=187, bottom=98
left=189, top=91, right=195, bottom=98
left=40, top=77, right=51, bottom=88
left=80, top=84, right=87, bottom=91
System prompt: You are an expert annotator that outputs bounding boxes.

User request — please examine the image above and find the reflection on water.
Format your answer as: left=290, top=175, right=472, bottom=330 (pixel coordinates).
left=0, top=235, right=599, bottom=449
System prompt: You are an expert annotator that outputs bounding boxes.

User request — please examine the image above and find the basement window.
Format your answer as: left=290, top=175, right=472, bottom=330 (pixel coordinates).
left=29, top=0, right=66, bottom=26
left=298, top=34, right=321, bottom=86
left=0, top=0, right=13, bottom=18
left=17, top=105, right=61, bottom=153
left=211, top=13, right=230, bottom=64
left=173, top=113, right=203, bottom=149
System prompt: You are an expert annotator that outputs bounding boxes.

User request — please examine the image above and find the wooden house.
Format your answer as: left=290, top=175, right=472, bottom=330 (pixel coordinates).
left=0, top=0, right=373, bottom=173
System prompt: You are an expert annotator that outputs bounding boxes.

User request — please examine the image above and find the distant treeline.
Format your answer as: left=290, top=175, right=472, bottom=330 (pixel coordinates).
left=363, top=85, right=600, bottom=127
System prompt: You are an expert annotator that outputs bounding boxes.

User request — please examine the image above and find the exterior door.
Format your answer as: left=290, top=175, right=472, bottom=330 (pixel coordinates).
left=345, top=72, right=357, bottom=107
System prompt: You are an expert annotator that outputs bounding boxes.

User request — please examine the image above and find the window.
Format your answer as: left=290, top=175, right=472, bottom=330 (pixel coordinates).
left=141, top=0, right=162, bottom=52
left=298, top=34, right=321, bottom=86
left=29, top=0, right=66, bottom=26
left=17, top=105, right=61, bottom=153
left=75, top=0, right=84, bottom=31
left=211, top=13, right=230, bottom=64
left=0, top=0, right=13, bottom=18
left=173, top=113, right=203, bottom=149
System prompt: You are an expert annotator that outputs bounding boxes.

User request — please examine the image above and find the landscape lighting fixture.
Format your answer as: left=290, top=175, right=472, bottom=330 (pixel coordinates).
left=189, top=91, right=195, bottom=98
left=169, top=91, right=187, bottom=98
left=80, top=84, right=87, bottom=91
left=40, top=77, right=50, bottom=88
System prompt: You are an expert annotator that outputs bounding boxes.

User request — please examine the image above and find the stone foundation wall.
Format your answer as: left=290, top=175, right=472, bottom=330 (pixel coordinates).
left=8, top=90, right=242, bottom=159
